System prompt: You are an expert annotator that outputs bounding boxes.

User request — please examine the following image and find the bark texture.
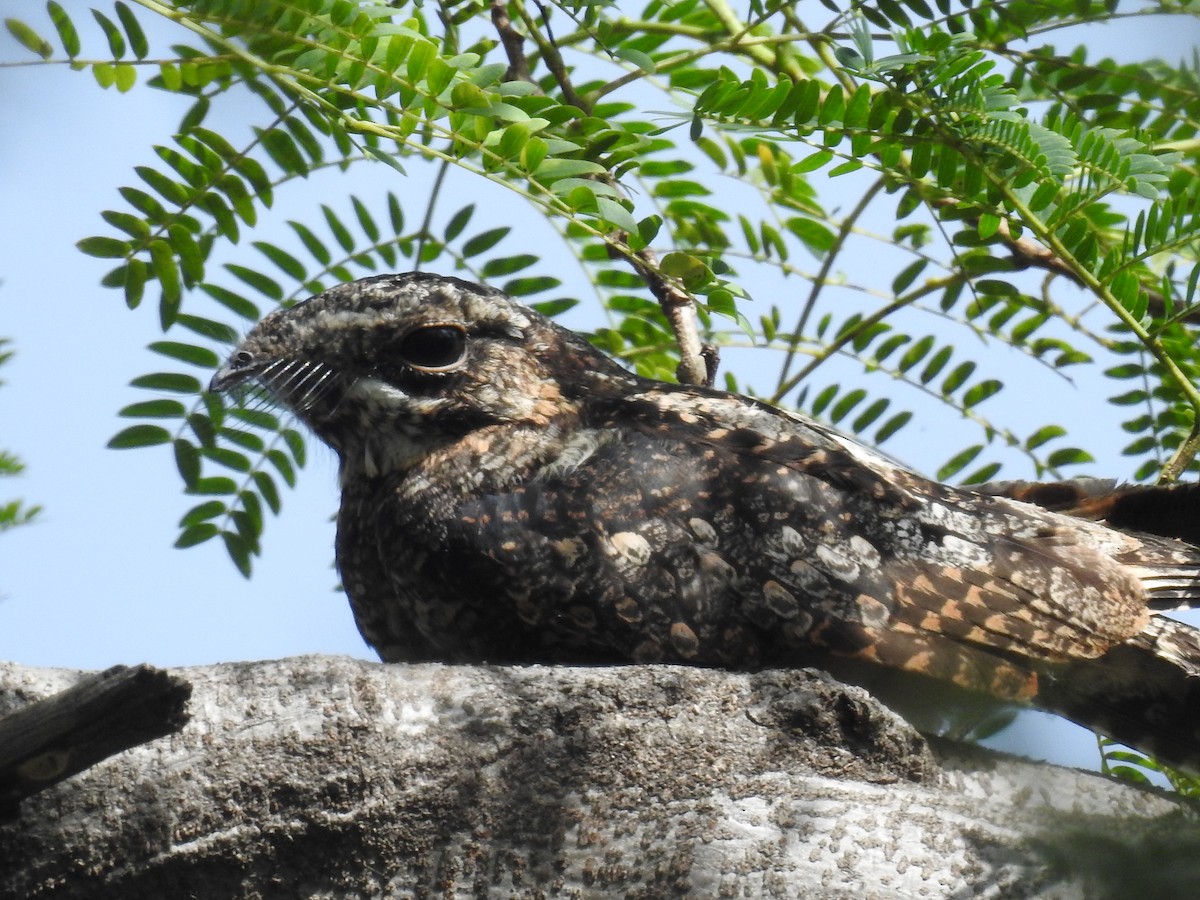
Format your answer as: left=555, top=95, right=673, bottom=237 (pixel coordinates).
left=0, top=664, right=189, bottom=814
left=0, top=656, right=1194, bottom=899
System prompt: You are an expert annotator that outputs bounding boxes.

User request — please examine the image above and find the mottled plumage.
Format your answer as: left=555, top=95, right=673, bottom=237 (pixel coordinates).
left=212, top=272, right=1200, bottom=770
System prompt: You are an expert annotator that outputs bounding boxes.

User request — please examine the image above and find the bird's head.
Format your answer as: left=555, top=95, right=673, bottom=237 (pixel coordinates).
left=210, top=272, right=635, bottom=477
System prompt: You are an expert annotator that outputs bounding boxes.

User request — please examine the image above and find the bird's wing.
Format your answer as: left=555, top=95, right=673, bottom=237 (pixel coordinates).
left=607, top=386, right=1200, bottom=691
left=971, top=477, right=1200, bottom=607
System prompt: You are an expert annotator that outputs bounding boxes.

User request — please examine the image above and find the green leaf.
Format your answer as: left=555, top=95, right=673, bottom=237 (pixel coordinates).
left=47, top=2, right=80, bottom=57
left=77, top=236, right=131, bottom=259
left=818, top=84, right=844, bottom=126
left=91, top=9, right=125, bottom=57
left=660, top=251, right=707, bottom=281
left=108, top=424, right=172, bottom=449
left=176, top=523, right=219, bottom=549
left=875, top=411, right=912, bottom=444
left=535, top=158, right=608, bottom=180
left=596, top=196, right=639, bottom=233
left=962, top=462, right=1002, bottom=485
left=180, top=499, right=225, bottom=527
left=1028, top=182, right=1059, bottom=212
left=1047, top=447, right=1094, bottom=468
left=406, top=38, right=435, bottom=83
left=253, top=471, right=281, bottom=514
left=426, top=55, right=456, bottom=96
left=901, top=0, right=935, bottom=18
left=226, top=264, right=283, bottom=301
left=834, top=46, right=864, bottom=70
left=149, top=239, right=181, bottom=328
left=220, top=427, right=265, bottom=454
left=174, top=439, right=201, bottom=486
left=93, top=63, right=115, bottom=89
left=852, top=398, right=889, bottom=432
left=794, top=149, right=833, bottom=174
left=444, top=204, right=474, bottom=242
left=131, top=372, right=202, bottom=393
left=898, top=335, right=934, bottom=373
left=115, top=2, right=147, bottom=59
left=1025, top=425, right=1067, bottom=450
left=139, top=162, right=193, bottom=202
left=387, top=193, right=405, bottom=235
left=149, top=341, right=221, bottom=368
left=190, top=476, right=238, bottom=496
left=119, top=399, right=187, bottom=418
left=168, top=223, right=203, bottom=283
left=282, top=429, right=307, bottom=466
left=102, top=210, right=151, bottom=240
left=261, top=129, right=307, bottom=174
left=615, top=46, right=656, bottom=73
left=462, top=227, right=509, bottom=258
left=793, top=80, right=821, bottom=125
left=940, top=361, right=976, bottom=396
left=830, top=388, right=865, bottom=423
left=255, top=241, right=307, bottom=280
left=322, top=205, right=356, bottom=253
left=353, top=196, right=380, bottom=243
left=123, top=260, right=148, bottom=309
left=481, top=254, right=537, bottom=277
left=892, top=260, right=927, bottom=295
left=521, top=136, right=548, bottom=172
left=222, top=532, right=253, bottom=577
left=962, top=379, right=1002, bottom=409
left=5, top=18, right=53, bottom=58
left=187, top=412, right=216, bottom=447
left=290, top=221, right=331, bottom=266
left=202, top=284, right=260, bottom=320
left=203, top=446, right=251, bottom=473
left=920, top=346, right=952, bottom=384
left=786, top=218, right=836, bottom=255
left=811, top=384, right=839, bottom=417
left=938, top=444, right=983, bottom=481
left=845, top=85, right=871, bottom=128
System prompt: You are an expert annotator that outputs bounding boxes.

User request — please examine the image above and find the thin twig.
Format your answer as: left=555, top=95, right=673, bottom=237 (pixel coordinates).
left=511, top=0, right=589, bottom=112
left=986, top=213, right=1182, bottom=322
left=608, top=235, right=712, bottom=386
left=491, top=0, right=534, bottom=85
left=414, top=159, right=451, bottom=271
left=490, top=5, right=707, bottom=381
left=773, top=177, right=886, bottom=403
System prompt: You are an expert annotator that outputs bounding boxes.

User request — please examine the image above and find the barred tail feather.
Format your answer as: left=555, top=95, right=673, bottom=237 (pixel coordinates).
left=974, top=479, right=1200, bottom=547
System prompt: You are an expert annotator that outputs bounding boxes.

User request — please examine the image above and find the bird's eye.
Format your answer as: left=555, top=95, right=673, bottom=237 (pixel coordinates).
left=397, top=324, right=468, bottom=372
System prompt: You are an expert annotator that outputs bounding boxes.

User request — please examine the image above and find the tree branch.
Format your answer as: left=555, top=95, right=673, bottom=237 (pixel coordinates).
left=0, top=664, right=190, bottom=819
left=2, top=657, right=1194, bottom=898
left=490, top=0, right=534, bottom=85
left=608, top=235, right=715, bottom=386
left=511, top=0, right=588, bottom=112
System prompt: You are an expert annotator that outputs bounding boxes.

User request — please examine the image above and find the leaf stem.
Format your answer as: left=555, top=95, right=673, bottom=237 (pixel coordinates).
left=773, top=176, right=885, bottom=403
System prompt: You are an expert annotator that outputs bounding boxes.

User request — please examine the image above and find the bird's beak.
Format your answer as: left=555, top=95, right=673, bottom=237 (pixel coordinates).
left=209, top=363, right=249, bottom=393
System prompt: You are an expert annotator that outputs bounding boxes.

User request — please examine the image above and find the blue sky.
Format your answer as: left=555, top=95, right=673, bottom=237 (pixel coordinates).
left=2, top=2, right=1198, bottom=770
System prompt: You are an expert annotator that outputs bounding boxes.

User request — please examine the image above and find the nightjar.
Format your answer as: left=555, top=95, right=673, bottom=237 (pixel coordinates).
left=211, top=272, right=1200, bottom=771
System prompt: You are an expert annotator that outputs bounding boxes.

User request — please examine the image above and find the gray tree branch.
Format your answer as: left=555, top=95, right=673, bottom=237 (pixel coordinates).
left=0, top=663, right=189, bottom=818
left=0, top=657, right=1194, bottom=898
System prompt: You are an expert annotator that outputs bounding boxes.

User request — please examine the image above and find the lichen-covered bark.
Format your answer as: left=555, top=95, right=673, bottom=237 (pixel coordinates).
left=0, top=658, right=1192, bottom=899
